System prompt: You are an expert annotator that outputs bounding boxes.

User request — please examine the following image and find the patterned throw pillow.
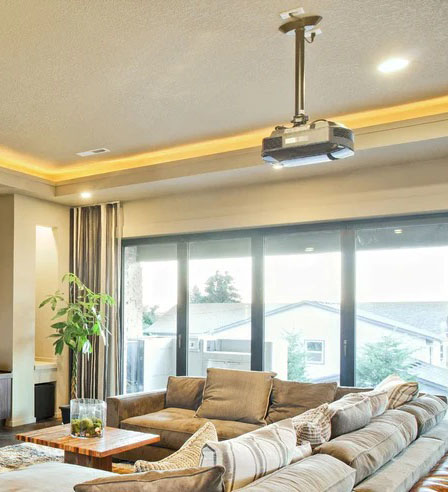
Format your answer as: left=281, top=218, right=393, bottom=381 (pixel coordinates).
left=135, top=422, right=218, bottom=472
left=375, top=374, right=419, bottom=409
left=200, top=418, right=302, bottom=492
left=291, top=403, right=333, bottom=448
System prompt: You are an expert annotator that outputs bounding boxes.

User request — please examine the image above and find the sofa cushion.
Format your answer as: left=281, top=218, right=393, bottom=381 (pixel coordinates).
left=0, top=463, right=115, bottom=492
left=266, top=379, right=338, bottom=424
left=74, top=466, right=225, bottom=492
left=292, top=403, right=333, bottom=448
left=238, top=454, right=356, bottom=492
left=121, top=407, right=260, bottom=450
left=165, top=376, right=205, bottom=410
left=135, top=422, right=217, bottom=472
left=201, top=418, right=301, bottom=492
left=329, top=394, right=372, bottom=438
left=354, top=437, right=445, bottom=492
left=398, top=394, right=447, bottom=436
left=422, top=417, right=448, bottom=452
left=195, top=368, right=274, bottom=425
left=375, top=374, right=419, bottom=409
left=315, top=409, right=418, bottom=485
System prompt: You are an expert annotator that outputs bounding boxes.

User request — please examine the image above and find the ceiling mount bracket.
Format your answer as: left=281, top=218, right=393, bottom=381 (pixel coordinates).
left=279, top=15, right=322, bottom=127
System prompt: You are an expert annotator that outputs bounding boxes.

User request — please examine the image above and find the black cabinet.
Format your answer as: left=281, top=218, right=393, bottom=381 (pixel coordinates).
left=35, top=382, right=55, bottom=421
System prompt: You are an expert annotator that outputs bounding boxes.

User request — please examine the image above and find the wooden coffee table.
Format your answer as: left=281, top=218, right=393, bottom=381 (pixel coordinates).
left=16, top=424, right=160, bottom=471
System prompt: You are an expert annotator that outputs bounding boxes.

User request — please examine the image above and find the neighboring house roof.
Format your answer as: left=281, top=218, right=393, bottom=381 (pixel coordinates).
left=148, top=303, right=252, bottom=336
left=148, top=301, right=447, bottom=343
left=359, top=302, right=448, bottom=337
left=408, top=360, right=448, bottom=394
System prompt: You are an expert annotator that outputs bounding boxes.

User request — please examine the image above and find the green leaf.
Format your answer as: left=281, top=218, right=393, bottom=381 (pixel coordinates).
left=54, top=339, right=64, bottom=355
left=52, top=307, right=69, bottom=320
left=51, top=322, right=67, bottom=330
left=39, top=297, right=52, bottom=308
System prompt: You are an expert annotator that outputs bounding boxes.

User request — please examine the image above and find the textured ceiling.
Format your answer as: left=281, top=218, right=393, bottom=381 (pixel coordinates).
left=1, top=0, right=447, bottom=166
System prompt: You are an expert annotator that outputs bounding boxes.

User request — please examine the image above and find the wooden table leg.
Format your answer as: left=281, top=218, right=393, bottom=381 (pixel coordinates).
left=64, top=451, right=112, bottom=471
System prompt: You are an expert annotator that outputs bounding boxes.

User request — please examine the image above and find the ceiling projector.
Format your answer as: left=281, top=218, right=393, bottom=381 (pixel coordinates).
left=262, top=14, right=354, bottom=169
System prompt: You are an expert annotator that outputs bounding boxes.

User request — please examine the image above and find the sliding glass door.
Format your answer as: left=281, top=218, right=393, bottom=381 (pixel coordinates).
left=188, top=238, right=252, bottom=376
left=122, top=214, right=448, bottom=391
left=355, top=223, right=448, bottom=395
left=264, top=231, right=341, bottom=381
left=123, top=243, right=177, bottom=393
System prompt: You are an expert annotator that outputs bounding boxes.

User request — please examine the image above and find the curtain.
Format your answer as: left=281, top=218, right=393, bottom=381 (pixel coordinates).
left=70, top=202, right=123, bottom=399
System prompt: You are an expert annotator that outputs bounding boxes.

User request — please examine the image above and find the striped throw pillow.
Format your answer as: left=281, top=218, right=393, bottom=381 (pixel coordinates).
left=291, top=403, right=333, bottom=448
left=375, top=374, right=419, bottom=409
left=200, top=418, right=302, bottom=492
left=135, top=422, right=217, bottom=472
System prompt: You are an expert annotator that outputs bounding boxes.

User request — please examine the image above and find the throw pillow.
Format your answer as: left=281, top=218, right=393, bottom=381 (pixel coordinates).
left=375, top=374, right=419, bottom=409
left=165, top=376, right=205, bottom=410
left=134, top=422, right=217, bottom=472
left=291, top=403, right=333, bottom=448
left=353, top=389, right=388, bottom=417
left=267, top=379, right=338, bottom=423
left=74, top=466, right=225, bottom=492
left=195, top=368, right=275, bottom=425
left=200, top=418, right=301, bottom=492
left=329, top=394, right=372, bottom=438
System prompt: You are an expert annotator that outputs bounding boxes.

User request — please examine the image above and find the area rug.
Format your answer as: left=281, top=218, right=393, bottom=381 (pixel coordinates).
left=0, top=443, right=135, bottom=474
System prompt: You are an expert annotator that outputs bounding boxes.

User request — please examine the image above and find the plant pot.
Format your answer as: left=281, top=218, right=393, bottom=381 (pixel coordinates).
left=60, top=404, right=70, bottom=424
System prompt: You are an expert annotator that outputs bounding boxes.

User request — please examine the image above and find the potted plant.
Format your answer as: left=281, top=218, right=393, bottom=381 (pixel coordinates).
left=39, top=273, right=115, bottom=423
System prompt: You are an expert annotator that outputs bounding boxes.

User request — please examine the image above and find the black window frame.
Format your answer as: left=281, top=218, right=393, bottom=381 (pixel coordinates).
left=121, top=211, right=448, bottom=387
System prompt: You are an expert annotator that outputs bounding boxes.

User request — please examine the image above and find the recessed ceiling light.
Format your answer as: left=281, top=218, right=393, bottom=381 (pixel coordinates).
left=76, top=148, right=110, bottom=157
left=80, top=191, right=92, bottom=199
left=378, top=57, right=409, bottom=73
left=394, top=228, right=403, bottom=234
left=272, top=163, right=284, bottom=170
left=305, top=247, right=314, bottom=252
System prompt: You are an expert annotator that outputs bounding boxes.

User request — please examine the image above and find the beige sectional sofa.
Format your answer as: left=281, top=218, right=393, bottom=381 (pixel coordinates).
left=1, top=373, right=447, bottom=491
left=107, top=375, right=355, bottom=461
left=104, top=374, right=448, bottom=491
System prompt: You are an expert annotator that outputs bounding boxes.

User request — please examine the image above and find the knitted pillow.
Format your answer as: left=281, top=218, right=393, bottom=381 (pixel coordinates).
left=292, top=403, right=333, bottom=448
left=134, top=422, right=217, bottom=472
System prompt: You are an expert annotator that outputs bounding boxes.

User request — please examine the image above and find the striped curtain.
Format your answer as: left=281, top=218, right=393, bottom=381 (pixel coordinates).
left=70, top=202, right=123, bottom=400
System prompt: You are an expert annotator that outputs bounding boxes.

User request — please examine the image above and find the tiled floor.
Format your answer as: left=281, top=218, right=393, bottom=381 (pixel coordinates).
left=0, top=419, right=60, bottom=448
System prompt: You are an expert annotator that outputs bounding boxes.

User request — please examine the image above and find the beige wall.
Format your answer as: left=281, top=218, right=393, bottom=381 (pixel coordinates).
left=0, top=195, right=70, bottom=426
left=122, top=158, right=448, bottom=238
left=0, top=196, right=15, bottom=372
left=35, top=226, right=60, bottom=360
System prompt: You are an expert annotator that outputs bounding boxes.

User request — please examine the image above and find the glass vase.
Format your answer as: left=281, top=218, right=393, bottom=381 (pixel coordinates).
left=70, top=398, right=106, bottom=438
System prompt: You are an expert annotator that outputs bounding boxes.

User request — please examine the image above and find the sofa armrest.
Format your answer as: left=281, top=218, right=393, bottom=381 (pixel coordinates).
left=107, top=390, right=166, bottom=428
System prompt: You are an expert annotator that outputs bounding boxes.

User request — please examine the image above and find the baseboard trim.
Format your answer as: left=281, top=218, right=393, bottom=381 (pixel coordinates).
left=6, top=416, right=37, bottom=427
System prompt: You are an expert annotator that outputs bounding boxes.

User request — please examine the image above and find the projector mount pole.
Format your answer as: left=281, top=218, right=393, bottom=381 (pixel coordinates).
left=279, top=15, right=322, bottom=127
